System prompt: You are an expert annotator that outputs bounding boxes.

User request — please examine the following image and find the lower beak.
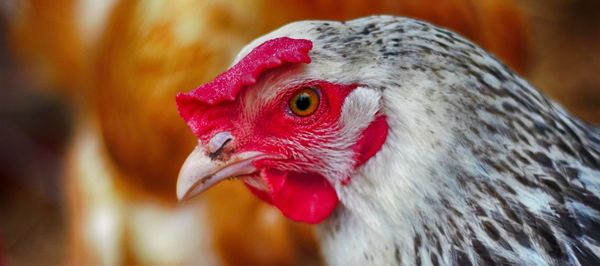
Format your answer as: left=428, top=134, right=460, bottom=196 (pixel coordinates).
left=176, top=145, right=270, bottom=201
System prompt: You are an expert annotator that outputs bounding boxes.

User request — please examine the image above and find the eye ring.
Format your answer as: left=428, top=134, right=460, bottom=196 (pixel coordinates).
left=289, top=87, right=320, bottom=117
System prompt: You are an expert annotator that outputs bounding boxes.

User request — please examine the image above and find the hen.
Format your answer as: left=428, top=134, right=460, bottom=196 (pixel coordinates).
left=177, top=16, right=600, bottom=265
left=4, top=0, right=531, bottom=264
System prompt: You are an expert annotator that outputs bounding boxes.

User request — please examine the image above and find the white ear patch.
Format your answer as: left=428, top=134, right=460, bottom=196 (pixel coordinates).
left=339, top=87, right=381, bottom=140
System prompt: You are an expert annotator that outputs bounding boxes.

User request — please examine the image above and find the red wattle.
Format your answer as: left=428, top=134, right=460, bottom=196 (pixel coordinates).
left=249, top=168, right=339, bottom=224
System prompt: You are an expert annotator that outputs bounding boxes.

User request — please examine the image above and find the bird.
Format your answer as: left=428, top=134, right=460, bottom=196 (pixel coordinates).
left=0, top=0, right=529, bottom=265
left=175, top=15, right=600, bottom=265
left=5, top=0, right=534, bottom=264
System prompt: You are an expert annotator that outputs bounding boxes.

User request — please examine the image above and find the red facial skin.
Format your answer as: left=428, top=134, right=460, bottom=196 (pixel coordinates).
left=176, top=38, right=388, bottom=224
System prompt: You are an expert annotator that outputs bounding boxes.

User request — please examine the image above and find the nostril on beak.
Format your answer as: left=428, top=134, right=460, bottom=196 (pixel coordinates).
left=208, top=131, right=233, bottom=160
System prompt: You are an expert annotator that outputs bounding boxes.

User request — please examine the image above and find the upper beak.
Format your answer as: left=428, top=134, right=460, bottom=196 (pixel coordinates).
left=176, top=145, right=269, bottom=201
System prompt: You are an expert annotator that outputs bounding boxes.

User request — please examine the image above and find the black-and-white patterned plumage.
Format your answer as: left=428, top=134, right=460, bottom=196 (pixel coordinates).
left=232, top=16, right=600, bottom=265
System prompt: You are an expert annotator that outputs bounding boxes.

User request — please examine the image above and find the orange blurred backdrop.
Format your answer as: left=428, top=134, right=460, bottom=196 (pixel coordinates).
left=0, top=0, right=598, bottom=265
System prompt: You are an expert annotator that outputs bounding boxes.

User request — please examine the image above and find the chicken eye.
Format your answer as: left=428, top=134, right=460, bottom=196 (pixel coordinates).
left=289, top=87, right=319, bottom=116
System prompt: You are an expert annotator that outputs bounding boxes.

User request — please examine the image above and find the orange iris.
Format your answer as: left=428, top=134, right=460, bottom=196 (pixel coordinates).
left=289, top=87, right=319, bottom=116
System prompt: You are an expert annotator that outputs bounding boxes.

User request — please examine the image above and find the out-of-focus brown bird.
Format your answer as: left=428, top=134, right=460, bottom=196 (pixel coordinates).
left=3, top=0, right=108, bottom=95
left=521, top=0, right=600, bottom=124
left=5, top=0, right=532, bottom=265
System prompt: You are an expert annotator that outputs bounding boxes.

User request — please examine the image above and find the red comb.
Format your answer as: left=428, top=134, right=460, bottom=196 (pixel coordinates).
left=176, top=37, right=313, bottom=123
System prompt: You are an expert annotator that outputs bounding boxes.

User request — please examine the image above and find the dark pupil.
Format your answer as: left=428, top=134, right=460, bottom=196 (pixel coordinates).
left=295, top=93, right=312, bottom=111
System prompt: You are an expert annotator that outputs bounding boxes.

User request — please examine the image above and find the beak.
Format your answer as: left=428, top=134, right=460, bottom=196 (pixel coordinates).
left=176, top=145, right=270, bottom=201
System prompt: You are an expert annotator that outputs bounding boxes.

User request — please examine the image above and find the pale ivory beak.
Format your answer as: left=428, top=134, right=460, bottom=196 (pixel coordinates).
left=176, top=145, right=269, bottom=201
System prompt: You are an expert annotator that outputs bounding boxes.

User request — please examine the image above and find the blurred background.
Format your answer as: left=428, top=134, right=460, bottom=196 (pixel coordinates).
left=0, top=0, right=598, bottom=265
